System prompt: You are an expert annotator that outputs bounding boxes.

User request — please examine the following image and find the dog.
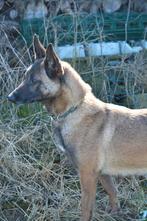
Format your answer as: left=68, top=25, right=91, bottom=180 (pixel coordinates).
left=8, top=35, right=147, bottom=221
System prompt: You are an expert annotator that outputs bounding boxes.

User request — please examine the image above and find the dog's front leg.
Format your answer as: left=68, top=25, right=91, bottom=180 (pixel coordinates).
left=79, top=166, right=97, bottom=221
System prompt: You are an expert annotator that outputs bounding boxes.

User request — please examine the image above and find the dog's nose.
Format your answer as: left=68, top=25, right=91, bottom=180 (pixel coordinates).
left=7, top=93, right=16, bottom=102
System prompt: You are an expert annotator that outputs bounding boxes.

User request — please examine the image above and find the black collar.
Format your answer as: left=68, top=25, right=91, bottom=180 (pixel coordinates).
left=57, top=100, right=83, bottom=120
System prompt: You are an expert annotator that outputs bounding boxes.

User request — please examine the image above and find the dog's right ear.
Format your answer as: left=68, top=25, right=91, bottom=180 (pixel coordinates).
left=33, top=34, right=45, bottom=59
left=44, top=43, right=64, bottom=78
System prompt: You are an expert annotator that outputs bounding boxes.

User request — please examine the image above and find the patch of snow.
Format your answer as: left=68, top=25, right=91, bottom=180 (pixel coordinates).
left=56, top=41, right=144, bottom=59
left=141, top=40, right=147, bottom=49
left=57, top=44, right=85, bottom=59
left=89, top=42, right=120, bottom=56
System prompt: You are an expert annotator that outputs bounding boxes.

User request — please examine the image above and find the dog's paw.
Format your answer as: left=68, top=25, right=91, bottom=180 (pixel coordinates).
left=106, top=206, right=120, bottom=214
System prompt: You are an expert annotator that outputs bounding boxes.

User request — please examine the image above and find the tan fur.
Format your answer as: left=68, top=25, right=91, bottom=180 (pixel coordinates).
left=8, top=39, right=147, bottom=221
left=50, top=62, right=147, bottom=175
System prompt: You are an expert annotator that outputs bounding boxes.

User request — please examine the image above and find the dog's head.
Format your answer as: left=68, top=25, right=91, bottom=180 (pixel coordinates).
left=8, top=35, right=64, bottom=104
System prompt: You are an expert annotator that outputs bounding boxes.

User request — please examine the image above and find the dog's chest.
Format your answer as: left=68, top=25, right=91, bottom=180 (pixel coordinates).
left=52, top=125, right=66, bottom=152
left=52, top=119, right=78, bottom=167
left=52, top=119, right=73, bottom=152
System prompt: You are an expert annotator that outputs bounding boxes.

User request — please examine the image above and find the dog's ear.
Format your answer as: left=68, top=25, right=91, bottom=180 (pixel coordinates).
left=33, top=34, right=46, bottom=59
left=44, top=43, right=64, bottom=78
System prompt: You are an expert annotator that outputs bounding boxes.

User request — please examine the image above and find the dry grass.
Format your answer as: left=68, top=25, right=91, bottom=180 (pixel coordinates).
left=0, top=36, right=146, bottom=221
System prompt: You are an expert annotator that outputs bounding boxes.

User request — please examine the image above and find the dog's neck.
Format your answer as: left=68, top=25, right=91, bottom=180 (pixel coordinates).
left=43, top=62, right=91, bottom=116
left=43, top=82, right=86, bottom=116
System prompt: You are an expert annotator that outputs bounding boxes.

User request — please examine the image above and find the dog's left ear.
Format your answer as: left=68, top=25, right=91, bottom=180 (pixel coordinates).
left=44, top=43, right=64, bottom=78
left=33, top=34, right=46, bottom=59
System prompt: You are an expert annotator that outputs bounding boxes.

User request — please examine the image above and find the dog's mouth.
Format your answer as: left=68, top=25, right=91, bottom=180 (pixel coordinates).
left=8, top=94, right=36, bottom=104
left=8, top=93, right=51, bottom=105
left=8, top=96, right=34, bottom=104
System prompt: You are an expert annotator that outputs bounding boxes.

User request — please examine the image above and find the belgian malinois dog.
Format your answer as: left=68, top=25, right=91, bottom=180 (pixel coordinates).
left=8, top=35, right=147, bottom=221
